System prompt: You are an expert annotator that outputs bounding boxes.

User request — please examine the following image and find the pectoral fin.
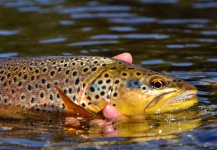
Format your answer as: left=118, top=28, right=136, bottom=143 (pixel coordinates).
left=54, top=85, right=92, bottom=118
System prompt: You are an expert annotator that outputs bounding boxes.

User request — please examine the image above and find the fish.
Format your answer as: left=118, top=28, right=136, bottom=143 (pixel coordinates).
left=0, top=56, right=198, bottom=117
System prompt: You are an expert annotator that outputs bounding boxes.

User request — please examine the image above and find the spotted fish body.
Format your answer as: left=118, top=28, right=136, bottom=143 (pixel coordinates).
left=0, top=56, right=198, bottom=116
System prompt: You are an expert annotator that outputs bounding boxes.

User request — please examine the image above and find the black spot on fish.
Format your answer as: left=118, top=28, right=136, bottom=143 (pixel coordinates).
left=7, top=73, right=11, bottom=78
left=69, top=88, right=73, bottom=93
left=50, top=95, right=53, bottom=100
left=136, top=72, right=141, bottom=76
left=104, top=74, right=109, bottom=78
left=106, top=79, right=111, bottom=84
left=77, top=87, right=80, bottom=93
left=11, top=90, right=15, bottom=94
left=18, top=72, right=22, bottom=77
left=31, top=97, right=36, bottom=103
left=127, top=67, right=135, bottom=70
left=31, top=76, right=35, bottom=81
left=58, top=68, right=62, bottom=72
left=57, top=94, right=60, bottom=99
left=95, top=95, right=99, bottom=99
left=28, top=85, right=33, bottom=90
left=113, top=93, right=118, bottom=97
left=50, top=71, right=55, bottom=76
left=82, top=103, right=86, bottom=107
left=65, top=79, right=69, bottom=83
left=64, top=63, right=68, bottom=67
left=65, top=70, right=70, bottom=75
left=83, top=68, right=88, bottom=72
left=62, top=103, right=65, bottom=109
left=73, top=96, right=77, bottom=101
left=142, top=86, right=146, bottom=90
left=75, top=78, right=80, bottom=85
left=73, top=71, right=77, bottom=76
left=122, top=72, right=127, bottom=76
left=21, top=95, right=26, bottom=99
left=4, top=99, right=9, bottom=103
left=115, top=80, right=119, bottom=84
left=1, top=76, right=5, bottom=81
left=64, top=89, right=67, bottom=94
left=100, top=91, right=105, bottom=96
left=92, top=67, right=97, bottom=71
left=18, top=82, right=22, bottom=87
left=42, top=79, right=46, bottom=84
left=14, top=67, right=18, bottom=71
left=40, top=92, right=44, bottom=98
left=47, top=83, right=51, bottom=88
left=90, top=87, right=95, bottom=92
left=13, top=77, right=17, bottom=82
left=87, top=96, right=91, bottom=100
left=80, top=62, right=84, bottom=65
left=35, top=69, right=39, bottom=73
left=102, top=64, right=106, bottom=67
left=43, top=68, right=47, bottom=72
left=98, top=80, right=103, bottom=84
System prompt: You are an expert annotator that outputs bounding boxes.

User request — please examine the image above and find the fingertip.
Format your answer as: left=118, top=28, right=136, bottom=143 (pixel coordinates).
left=113, top=52, right=132, bottom=63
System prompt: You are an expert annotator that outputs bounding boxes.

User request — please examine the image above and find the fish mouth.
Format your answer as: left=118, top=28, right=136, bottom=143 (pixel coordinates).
left=145, top=90, right=199, bottom=113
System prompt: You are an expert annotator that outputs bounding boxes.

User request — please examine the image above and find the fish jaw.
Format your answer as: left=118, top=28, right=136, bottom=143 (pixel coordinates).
left=144, top=82, right=199, bottom=114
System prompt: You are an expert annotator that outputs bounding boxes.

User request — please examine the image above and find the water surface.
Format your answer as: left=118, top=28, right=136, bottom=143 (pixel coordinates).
left=0, top=0, right=217, bottom=149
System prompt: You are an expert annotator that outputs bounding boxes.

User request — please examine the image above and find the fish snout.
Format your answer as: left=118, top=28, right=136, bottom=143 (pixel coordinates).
left=171, top=79, right=198, bottom=93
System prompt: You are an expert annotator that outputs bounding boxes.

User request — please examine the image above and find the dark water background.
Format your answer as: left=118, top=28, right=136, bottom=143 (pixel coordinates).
left=0, top=0, right=217, bottom=149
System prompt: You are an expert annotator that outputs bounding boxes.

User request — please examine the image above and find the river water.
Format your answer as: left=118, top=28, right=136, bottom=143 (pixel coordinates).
left=0, top=0, right=217, bottom=149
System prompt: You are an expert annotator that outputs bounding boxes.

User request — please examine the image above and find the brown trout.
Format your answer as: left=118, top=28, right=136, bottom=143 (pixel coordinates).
left=0, top=56, right=198, bottom=117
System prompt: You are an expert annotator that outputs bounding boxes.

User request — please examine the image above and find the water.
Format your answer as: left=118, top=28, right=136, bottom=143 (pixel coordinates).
left=0, top=0, right=217, bottom=149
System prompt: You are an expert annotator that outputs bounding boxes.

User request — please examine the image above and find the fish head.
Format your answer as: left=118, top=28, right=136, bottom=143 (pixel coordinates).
left=84, top=61, right=198, bottom=116
left=113, top=67, right=198, bottom=116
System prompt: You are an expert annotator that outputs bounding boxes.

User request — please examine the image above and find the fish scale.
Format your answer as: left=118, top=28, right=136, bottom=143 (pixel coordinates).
left=0, top=56, right=198, bottom=116
left=0, top=56, right=114, bottom=112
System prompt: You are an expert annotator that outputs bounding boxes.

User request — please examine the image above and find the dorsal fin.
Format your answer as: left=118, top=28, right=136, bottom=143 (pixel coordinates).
left=54, top=85, right=92, bottom=118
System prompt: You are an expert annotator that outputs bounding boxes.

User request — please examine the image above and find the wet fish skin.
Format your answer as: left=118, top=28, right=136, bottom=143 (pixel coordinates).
left=0, top=56, right=198, bottom=116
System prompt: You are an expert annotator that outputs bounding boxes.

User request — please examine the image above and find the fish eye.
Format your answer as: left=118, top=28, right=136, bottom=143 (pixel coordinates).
left=151, top=79, right=165, bottom=89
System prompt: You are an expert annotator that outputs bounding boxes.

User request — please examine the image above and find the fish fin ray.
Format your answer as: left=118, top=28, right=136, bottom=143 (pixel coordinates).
left=54, top=85, right=92, bottom=118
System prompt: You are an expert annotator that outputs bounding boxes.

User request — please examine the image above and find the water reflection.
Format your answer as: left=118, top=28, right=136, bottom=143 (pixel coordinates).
left=0, top=30, right=19, bottom=36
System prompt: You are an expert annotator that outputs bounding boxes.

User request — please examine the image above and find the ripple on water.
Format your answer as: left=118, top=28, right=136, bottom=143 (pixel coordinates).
left=109, top=17, right=156, bottom=24
left=192, top=2, right=217, bottom=9
left=56, top=5, right=131, bottom=14
left=207, top=58, right=217, bottom=62
left=121, top=34, right=169, bottom=39
left=201, top=30, right=217, bottom=36
left=0, top=52, right=18, bottom=58
left=196, top=38, right=216, bottom=43
left=141, top=59, right=164, bottom=65
left=39, top=37, right=67, bottom=44
left=171, top=62, right=193, bottom=67
left=91, top=34, right=119, bottom=40
left=140, top=0, right=178, bottom=4
left=67, top=40, right=119, bottom=47
left=167, top=44, right=200, bottom=49
left=71, top=12, right=135, bottom=19
left=109, top=26, right=137, bottom=32
left=59, top=20, right=75, bottom=25
left=158, top=19, right=209, bottom=24
left=0, top=30, right=19, bottom=36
